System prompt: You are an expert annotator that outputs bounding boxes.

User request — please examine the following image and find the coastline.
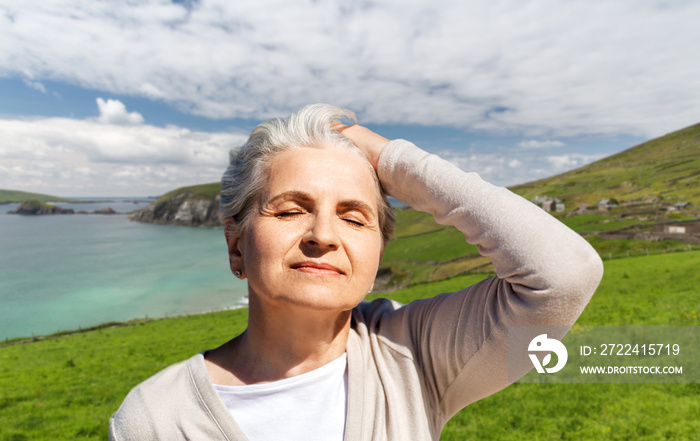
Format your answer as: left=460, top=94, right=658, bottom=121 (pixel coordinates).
left=0, top=200, right=246, bottom=341
left=1, top=300, right=250, bottom=348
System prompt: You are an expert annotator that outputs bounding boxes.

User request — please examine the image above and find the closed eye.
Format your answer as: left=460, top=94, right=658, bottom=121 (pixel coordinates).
left=342, top=217, right=365, bottom=227
left=277, top=210, right=304, bottom=218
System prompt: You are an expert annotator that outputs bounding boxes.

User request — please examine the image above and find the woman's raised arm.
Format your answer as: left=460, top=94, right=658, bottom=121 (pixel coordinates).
left=345, top=131, right=604, bottom=420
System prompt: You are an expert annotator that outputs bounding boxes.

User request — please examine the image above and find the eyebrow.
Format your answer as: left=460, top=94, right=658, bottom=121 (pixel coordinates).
left=266, top=191, right=313, bottom=205
left=337, top=200, right=377, bottom=220
left=266, top=191, right=377, bottom=219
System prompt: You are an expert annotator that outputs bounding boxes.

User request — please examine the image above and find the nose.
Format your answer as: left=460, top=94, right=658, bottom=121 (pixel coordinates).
left=302, top=212, right=340, bottom=252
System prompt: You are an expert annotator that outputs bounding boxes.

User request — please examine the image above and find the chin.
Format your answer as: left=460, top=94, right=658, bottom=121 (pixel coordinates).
left=273, top=287, right=366, bottom=312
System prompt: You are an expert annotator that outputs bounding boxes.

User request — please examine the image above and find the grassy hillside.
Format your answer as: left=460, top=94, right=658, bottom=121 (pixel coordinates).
left=2, top=251, right=698, bottom=440
left=0, top=189, right=74, bottom=203
left=377, top=206, right=698, bottom=290
left=154, top=182, right=221, bottom=204
left=510, top=123, right=700, bottom=212
left=377, top=209, right=487, bottom=289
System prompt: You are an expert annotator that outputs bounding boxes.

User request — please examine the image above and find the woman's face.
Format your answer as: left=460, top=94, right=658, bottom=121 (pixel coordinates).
left=233, top=146, right=383, bottom=312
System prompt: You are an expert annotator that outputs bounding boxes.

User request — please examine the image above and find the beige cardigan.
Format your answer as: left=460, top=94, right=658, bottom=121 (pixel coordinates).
left=109, top=140, right=603, bottom=440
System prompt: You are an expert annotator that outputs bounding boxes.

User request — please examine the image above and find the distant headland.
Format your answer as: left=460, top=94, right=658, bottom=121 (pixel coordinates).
left=0, top=189, right=75, bottom=204
left=7, top=199, right=121, bottom=215
left=128, top=182, right=222, bottom=226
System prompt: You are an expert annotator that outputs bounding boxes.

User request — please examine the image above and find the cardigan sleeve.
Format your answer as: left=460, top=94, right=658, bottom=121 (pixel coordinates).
left=374, top=139, right=603, bottom=421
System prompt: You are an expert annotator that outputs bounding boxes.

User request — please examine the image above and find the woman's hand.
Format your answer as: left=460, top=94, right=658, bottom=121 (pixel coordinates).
left=333, top=124, right=390, bottom=171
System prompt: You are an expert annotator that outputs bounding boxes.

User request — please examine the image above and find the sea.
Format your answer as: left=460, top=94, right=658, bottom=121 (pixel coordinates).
left=0, top=199, right=248, bottom=341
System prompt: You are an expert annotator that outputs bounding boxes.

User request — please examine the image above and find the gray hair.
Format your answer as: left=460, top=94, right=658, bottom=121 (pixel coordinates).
left=220, top=103, right=395, bottom=245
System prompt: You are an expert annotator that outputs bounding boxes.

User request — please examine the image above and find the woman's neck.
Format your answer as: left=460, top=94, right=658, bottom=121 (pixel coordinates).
left=205, top=295, right=352, bottom=386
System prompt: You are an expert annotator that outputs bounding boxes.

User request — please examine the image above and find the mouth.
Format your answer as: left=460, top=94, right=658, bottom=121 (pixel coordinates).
left=290, top=261, right=345, bottom=276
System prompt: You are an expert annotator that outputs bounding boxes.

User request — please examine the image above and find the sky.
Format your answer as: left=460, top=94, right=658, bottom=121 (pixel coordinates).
left=1, top=0, right=699, bottom=197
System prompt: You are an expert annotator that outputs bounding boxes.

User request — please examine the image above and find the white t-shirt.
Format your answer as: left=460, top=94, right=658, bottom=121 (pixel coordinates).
left=214, top=353, right=348, bottom=441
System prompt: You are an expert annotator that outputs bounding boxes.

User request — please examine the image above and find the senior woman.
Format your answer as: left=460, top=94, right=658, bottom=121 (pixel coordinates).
left=110, top=104, right=603, bottom=440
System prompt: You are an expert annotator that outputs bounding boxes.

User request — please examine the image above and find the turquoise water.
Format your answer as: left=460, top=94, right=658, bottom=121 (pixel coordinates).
left=0, top=201, right=247, bottom=340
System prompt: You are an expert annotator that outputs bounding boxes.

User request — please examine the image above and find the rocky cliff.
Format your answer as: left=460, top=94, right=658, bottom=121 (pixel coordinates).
left=129, top=185, right=222, bottom=226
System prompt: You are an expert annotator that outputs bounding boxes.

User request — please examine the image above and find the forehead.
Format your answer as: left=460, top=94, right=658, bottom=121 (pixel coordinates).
left=264, top=147, right=379, bottom=208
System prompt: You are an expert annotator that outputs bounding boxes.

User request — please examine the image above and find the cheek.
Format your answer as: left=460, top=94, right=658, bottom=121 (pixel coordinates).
left=243, top=219, right=308, bottom=268
left=243, top=224, right=282, bottom=266
left=350, top=234, right=383, bottom=275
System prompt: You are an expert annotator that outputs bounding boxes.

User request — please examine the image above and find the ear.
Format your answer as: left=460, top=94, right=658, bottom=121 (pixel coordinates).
left=224, top=218, right=245, bottom=278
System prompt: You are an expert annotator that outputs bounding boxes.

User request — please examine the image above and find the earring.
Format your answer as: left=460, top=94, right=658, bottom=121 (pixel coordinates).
left=234, top=270, right=242, bottom=278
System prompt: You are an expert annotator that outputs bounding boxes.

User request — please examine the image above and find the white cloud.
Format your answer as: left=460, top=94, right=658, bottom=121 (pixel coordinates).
left=23, top=78, right=46, bottom=93
left=0, top=109, right=248, bottom=196
left=547, top=153, right=605, bottom=172
left=96, top=98, right=144, bottom=125
left=508, top=159, right=522, bottom=168
left=433, top=148, right=607, bottom=187
left=518, top=140, right=565, bottom=149
left=0, top=0, right=698, bottom=139
left=547, top=155, right=579, bottom=169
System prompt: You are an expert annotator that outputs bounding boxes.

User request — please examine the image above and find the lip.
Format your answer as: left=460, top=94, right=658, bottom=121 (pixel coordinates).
left=290, top=261, right=345, bottom=276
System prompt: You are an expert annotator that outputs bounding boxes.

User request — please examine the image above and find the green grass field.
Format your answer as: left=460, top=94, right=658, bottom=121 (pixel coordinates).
left=2, top=251, right=698, bottom=440
left=557, top=213, right=659, bottom=234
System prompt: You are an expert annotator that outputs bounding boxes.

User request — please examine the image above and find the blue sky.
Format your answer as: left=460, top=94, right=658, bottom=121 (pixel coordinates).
left=1, top=0, right=698, bottom=197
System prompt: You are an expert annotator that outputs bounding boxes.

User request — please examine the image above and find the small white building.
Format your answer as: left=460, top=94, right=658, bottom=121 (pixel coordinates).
left=532, top=196, right=565, bottom=212
left=598, top=199, right=618, bottom=211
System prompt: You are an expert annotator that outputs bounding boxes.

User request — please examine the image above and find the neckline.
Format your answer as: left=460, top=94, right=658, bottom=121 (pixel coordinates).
left=188, top=329, right=365, bottom=441
left=212, top=353, right=347, bottom=392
